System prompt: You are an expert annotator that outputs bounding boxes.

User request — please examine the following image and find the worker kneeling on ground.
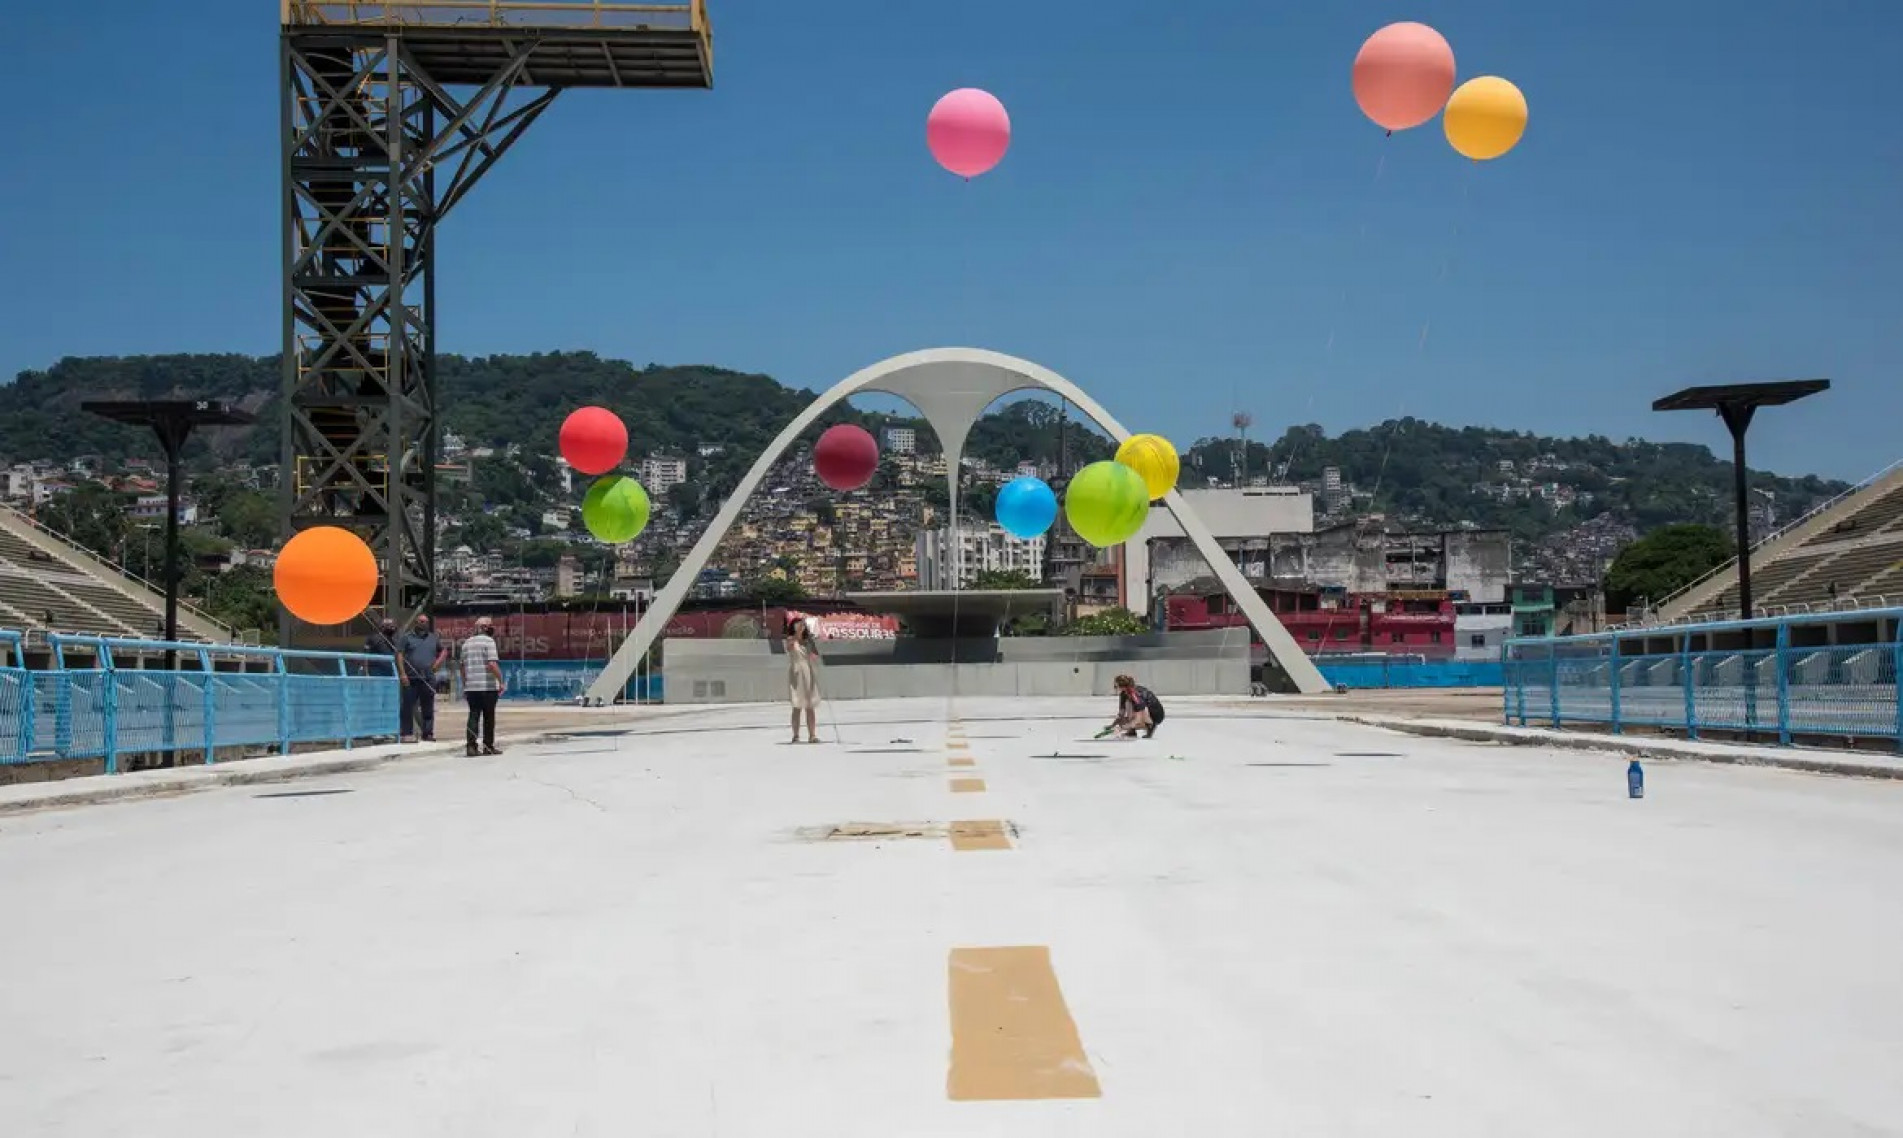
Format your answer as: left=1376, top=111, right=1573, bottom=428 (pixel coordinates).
left=1109, top=674, right=1165, bottom=739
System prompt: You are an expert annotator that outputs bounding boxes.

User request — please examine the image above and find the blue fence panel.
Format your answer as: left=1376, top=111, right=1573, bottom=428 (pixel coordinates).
left=59, top=671, right=112, bottom=760
left=283, top=670, right=352, bottom=745
left=1610, top=650, right=1691, bottom=730
left=1555, top=639, right=1616, bottom=727
left=1505, top=609, right=1903, bottom=749
left=1687, top=647, right=1781, bottom=734
left=113, top=672, right=211, bottom=756
left=211, top=673, right=284, bottom=750
left=1316, top=657, right=1505, bottom=689
left=345, top=673, right=402, bottom=737
left=30, top=673, right=67, bottom=758
left=1783, top=644, right=1900, bottom=739
left=1, top=668, right=26, bottom=764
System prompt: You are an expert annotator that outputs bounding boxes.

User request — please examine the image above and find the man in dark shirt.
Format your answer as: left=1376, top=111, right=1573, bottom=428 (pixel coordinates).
left=397, top=614, right=448, bottom=743
left=364, top=619, right=400, bottom=676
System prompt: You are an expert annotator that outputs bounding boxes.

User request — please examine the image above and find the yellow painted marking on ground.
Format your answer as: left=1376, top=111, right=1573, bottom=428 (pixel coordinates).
left=950, top=777, right=987, bottom=793
left=948, top=756, right=977, bottom=768
left=948, top=820, right=1011, bottom=852
left=947, top=946, right=1101, bottom=1101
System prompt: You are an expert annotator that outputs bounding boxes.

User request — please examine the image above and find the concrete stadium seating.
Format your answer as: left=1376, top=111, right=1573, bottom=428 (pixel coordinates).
left=0, top=503, right=228, bottom=641
left=1659, top=461, right=1903, bottom=623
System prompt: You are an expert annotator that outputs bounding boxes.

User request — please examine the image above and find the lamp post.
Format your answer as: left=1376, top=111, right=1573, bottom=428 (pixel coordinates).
left=81, top=401, right=256, bottom=667
left=1652, top=380, right=1829, bottom=622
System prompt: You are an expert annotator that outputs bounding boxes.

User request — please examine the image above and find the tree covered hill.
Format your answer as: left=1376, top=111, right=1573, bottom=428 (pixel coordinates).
left=2, top=353, right=1853, bottom=541
left=0, top=353, right=1108, bottom=503
left=1186, top=420, right=1852, bottom=543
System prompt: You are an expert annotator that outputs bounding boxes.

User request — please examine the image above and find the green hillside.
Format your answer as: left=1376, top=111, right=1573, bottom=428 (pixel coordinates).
left=1, top=353, right=1852, bottom=546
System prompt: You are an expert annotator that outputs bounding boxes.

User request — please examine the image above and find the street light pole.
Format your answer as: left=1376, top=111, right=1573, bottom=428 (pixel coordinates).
left=1653, top=379, right=1829, bottom=742
left=1653, top=380, right=1829, bottom=622
left=160, top=416, right=187, bottom=660
left=81, top=401, right=257, bottom=667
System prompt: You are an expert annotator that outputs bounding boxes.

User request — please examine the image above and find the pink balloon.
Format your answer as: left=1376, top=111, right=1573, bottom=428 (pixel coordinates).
left=1352, top=22, right=1457, bottom=133
left=927, top=88, right=1011, bottom=179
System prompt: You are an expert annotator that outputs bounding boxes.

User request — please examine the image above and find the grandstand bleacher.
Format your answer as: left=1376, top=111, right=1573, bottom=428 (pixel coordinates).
left=0, top=502, right=230, bottom=641
left=1655, top=460, right=1903, bottom=624
left=1856, top=560, right=1903, bottom=598
left=1799, top=483, right=1903, bottom=548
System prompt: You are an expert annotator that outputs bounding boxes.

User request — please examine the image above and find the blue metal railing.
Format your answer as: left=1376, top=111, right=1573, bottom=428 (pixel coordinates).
left=1, top=633, right=400, bottom=771
left=1504, top=609, right=1903, bottom=750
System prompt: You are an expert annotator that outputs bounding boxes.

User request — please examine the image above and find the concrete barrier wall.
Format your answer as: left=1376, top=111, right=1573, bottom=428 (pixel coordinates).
left=730, top=629, right=1251, bottom=667
left=663, top=632, right=1250, bottom=705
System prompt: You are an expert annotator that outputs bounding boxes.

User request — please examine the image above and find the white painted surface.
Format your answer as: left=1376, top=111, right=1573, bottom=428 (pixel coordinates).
left=2, top=697, right=1900, bottom=1136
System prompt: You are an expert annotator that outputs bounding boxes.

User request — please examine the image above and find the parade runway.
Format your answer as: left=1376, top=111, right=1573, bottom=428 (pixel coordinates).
left=2, top=697, right=1899, bottom=1136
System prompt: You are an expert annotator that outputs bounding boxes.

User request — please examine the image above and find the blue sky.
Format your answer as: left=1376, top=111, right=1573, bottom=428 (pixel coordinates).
left=1, top=0, right=1896, bottom=481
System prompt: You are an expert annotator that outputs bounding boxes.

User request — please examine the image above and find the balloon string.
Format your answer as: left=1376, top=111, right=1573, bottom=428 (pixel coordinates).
left=1370, top=402, right=1406, bottom=502
left=1403, top=161, right=1479, bottom=432
left=1424, top=160, right=1479, bottom=321
left=1316, top=142, right=1392, bottom=390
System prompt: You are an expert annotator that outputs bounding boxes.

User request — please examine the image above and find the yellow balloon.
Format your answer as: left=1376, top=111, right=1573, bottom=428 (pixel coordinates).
left=1115, top=433, right=1180, bottom=501
left=1443, top=76, right=1527, bottom=161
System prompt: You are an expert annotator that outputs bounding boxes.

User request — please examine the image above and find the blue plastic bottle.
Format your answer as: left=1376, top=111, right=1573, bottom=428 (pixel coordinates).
left=1627, top=759, right=1645, bottom=799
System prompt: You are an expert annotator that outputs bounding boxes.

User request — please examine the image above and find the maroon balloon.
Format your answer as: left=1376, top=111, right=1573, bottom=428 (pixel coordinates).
left=813, top=424, right=879, bottom=491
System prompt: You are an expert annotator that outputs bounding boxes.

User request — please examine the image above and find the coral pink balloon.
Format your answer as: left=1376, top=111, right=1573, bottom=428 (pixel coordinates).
left=926, top=88, right=1011, bottom=179
left=559, top=406, right=628, bottom=476
left=1352, top=22, right=1457, bottom=133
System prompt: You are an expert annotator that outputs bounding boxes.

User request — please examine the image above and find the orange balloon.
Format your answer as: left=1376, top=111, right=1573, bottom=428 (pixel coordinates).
left=274, top=526, right=379, bottom=626
left=1352, top=22, right=1457, bottom=132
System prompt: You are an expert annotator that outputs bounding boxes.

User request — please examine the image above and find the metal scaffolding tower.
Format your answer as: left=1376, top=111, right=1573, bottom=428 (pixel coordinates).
left=279, top=1, right=712, bottom=639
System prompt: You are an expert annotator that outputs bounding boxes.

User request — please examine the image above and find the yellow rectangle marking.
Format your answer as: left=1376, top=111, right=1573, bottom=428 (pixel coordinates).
left=948, top=820, right=1011, bottom=851
left=950, top=777, right=986, bottom=793
left=948, top=756, right=976, bottom=768
left=948, top=946, right=1101, bottom=1101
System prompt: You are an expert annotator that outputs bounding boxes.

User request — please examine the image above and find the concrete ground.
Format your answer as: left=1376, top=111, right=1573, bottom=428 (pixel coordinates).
left=1225, top=686, right=1507, bottom=721
left=2, top=696, right=1899, bottom=1136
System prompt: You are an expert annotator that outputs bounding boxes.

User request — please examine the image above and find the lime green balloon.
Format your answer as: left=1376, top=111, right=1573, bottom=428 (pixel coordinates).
left=1063, top=460, right=1150, bottom=547
left=582, top=475, right=650, bottom=544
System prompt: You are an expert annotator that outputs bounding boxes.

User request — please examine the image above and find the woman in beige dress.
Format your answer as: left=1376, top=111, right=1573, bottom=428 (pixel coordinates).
left=787, top=616, right=823, bottom=743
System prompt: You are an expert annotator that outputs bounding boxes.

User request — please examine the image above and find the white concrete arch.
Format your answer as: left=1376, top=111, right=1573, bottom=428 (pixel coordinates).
left=584, top=348, right=1328, bottom=701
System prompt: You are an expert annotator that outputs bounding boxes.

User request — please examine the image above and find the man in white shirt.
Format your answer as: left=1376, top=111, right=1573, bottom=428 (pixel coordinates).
left=459, top=615, right=506, bottom=756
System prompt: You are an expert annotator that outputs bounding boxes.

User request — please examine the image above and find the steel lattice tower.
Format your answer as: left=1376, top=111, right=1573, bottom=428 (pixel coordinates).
left=279, top=1, right=712, bottom=640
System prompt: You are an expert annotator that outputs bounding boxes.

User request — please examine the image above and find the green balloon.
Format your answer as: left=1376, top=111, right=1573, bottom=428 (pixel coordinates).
left=582, top=475, right=650, bottom=544
left=1063, top=460, right=1150, bottom=547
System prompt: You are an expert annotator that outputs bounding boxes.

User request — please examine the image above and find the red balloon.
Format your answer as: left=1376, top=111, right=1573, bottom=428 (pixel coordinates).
left=559, top=406, right=628, bottom=476
left=813, top=424, right=879, bottom=491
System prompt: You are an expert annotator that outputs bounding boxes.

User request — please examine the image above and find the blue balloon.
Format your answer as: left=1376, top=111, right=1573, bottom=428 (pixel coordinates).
left=995, top=475, right=1058, bottom=539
